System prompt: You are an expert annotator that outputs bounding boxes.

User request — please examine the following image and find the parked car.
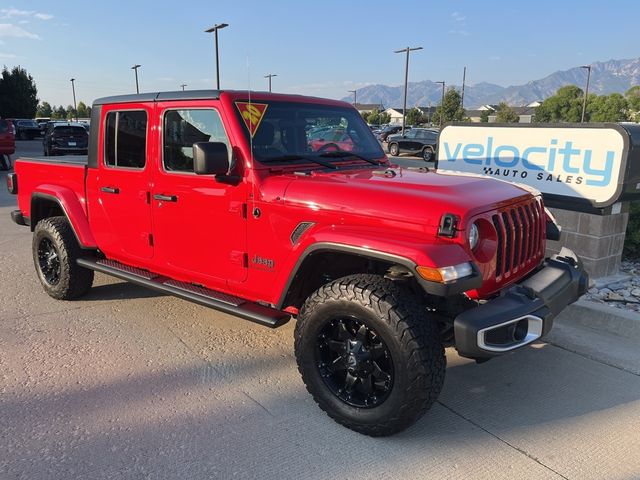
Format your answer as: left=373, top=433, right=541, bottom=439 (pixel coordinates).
left=12, top=119, right=41, bottom=140
left=43, top=122, right=89, bottom=156
left=308, top=127, right=356, bottom=152
left=0, top=118, right=15, bottom=170
left=35, top=118, right=51, bottom=135
left=387, top=127, right=438, bottom=161
left=378, top=125, right=408, bottom=142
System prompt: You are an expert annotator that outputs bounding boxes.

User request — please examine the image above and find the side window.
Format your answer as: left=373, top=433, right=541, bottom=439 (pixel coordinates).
left=163, top=109, right=230, bottom=173
left=104, top=110, right=147, bottom=169
left=0, top=120, right=7, bottom=133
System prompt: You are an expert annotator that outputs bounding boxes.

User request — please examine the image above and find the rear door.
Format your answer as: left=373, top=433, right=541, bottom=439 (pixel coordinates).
left=150, top=102, right=247, bottom=284
left=87, top=105, right=154, bottom=261
left=0, top=119, right=15, bottom=154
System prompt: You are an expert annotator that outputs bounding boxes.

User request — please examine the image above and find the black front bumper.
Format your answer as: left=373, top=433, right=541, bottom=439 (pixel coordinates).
left=454, top=248, right=589, bottom=360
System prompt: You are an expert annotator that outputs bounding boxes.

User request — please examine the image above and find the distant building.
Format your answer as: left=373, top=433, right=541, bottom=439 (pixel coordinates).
left=354, top=103, right=384, bottom=115
left=465, top=102, right=541, bottom=123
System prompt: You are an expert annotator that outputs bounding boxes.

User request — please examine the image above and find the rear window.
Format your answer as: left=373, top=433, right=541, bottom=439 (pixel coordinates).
left=0, top=120, right=8, bottom=133
left=104, top=110, right=147, bottom=169
left=18, top=120, right=38, bottom=128
left=53, top=126, right=87, bottom=135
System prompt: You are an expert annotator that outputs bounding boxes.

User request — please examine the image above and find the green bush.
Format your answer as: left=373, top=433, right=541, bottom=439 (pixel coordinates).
left=623, top=201, right=640, bottom=259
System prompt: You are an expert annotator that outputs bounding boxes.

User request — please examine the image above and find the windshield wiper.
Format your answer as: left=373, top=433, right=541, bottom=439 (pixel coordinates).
left=261, top=154, right=338, bottom=169
left=318, top=151, right=382, bottom=165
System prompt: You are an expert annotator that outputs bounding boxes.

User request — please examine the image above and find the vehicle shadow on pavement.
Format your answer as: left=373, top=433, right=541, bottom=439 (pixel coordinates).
left=81, top=280, right=166, bottom=302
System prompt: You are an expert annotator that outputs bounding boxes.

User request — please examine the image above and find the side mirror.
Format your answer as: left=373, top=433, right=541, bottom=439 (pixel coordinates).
left=193, top=142, right=229, bottom=175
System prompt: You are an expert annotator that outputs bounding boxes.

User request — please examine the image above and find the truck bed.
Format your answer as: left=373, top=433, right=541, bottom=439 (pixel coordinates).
left=14, top=155, right=89, bottom=223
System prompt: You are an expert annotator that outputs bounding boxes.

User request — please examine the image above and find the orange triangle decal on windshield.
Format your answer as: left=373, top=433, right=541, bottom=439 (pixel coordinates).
left=235, top=101, right=269, bottom=137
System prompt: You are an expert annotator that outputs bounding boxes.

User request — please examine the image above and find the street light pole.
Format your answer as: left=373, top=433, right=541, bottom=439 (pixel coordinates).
left=394, top=46, right=423, bottom=135
left=205, top=23, right=229, bottom=90
left=461, top=66, right=467, bottom=111
left=581, top=65, right=592, bottom=123
left=180, top=84, right=187, bottom=91
left=131, top=64, right=141, bottom=94
left=70, top=78, right=77, bottom=121
left=264, top=74, right=277, bottom=92
left=348, top=89, right=357, bottom=106
left=436, top=81, right=445, bottom=127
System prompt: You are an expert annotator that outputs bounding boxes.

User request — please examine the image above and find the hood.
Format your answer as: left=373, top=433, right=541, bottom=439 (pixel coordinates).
left=279, top=167, right=534, bottom=227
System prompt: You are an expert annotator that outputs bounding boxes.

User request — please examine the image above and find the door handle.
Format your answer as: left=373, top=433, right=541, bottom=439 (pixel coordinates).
left=100, top=186, right=120, bottom=194
left=153, top=194, right=178, bottom=202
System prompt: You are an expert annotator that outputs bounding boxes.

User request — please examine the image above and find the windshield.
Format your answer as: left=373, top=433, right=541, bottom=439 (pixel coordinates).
left=234, top=100, right=384, bottom=165
left=19, top=120, right=39, bottom=128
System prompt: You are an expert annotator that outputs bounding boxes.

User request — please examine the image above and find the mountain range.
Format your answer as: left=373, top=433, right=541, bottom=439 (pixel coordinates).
left=341, top=58, right=640, bottom=109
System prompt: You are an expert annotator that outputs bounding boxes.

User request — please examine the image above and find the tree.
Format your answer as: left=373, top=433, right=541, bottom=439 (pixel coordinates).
left=534, top=85, right=584, bottom=123
left=36, top=101, right=53, bottom=118
left=587, top=93, right=629, bottom=122
left=625, top=86, right=640, bottom=121
left=495, top=102, right=519, bottom=123
left=0, top=65, right=39, bottom=118
left=52, top=105, right=67, bottom=120
left=66, top=105, right=77, bottom=120
left=405, top=107, right=426, bottom=125
left=77, top=101, right=90, bottom=119
left=432, top=89, right=464, bottom=125
left=480, top=109, right=490, bottom=123
left=365, top=109, right=390, bottom=125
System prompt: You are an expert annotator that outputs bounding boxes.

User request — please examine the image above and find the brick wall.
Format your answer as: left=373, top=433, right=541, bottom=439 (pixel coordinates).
left=546, top=205, right=630, bottom=279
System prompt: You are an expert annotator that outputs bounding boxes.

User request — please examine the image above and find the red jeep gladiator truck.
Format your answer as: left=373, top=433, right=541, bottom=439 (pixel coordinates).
left=7, top=90, right=588, bottom=436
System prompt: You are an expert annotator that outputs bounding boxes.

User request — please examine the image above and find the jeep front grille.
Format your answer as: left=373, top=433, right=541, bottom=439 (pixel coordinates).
left=492, top=199, right=544, bottom=281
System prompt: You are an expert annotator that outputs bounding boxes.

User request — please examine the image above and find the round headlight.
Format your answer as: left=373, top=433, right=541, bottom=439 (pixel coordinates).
left=468, top=222, right=479, bottom=250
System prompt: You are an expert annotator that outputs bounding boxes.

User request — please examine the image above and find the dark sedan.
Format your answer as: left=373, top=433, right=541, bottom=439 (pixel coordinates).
left=12, top=119, right=41, bottom=140
left=387, top=128, right=438, bottom=161
left=43, top=123, right=88, bottom=156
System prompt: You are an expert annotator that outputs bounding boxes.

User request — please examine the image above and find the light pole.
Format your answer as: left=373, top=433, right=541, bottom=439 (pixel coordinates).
left=394, top=46, right=423, bottom=134
left=348, top=89, right=357, bottom=106
left=264, top=74, right=277, bottom=92
left=436, top=81, right=445, bottom=127
left=581, top=65, right=592, bottom=123
left=70, top=78, right=77, bottom=121
left=205, top=23, right=229, bottom=90
left=461, top=66, right=467, bottom=111
left=131, top=64, right=141, bottom=94
left=180, top=84, right=187, bottom=91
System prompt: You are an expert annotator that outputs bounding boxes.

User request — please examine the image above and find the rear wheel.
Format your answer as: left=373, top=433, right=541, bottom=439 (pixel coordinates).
left=422, top=147, right=434, bottom=162
left=388, top=143, right=399, bottom=156
left=32, top=216, right=94, bottom=300
left=294, top=274, right=445, bottom=436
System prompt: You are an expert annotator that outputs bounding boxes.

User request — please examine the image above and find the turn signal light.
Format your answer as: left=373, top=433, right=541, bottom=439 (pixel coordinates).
left=416, top=262, right=473, bottom=284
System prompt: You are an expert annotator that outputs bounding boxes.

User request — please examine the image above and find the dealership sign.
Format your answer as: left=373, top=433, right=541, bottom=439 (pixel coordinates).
left=436, top=124, right=632, bottom=210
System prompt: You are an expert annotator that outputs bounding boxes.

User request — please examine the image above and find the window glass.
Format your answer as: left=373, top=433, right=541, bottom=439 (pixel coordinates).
left=405, top=130, right=416, bottom=139
left=105, top=112, right=116, bottom=166
left=54, top=126, right=87, bottom=135
left=163, top=109, right=230, bottom=172
left=234, top=101, right=383, bottom=165
left=104, top=110, right=147, bottom=169
left=0, top=120, right=8, bottom=133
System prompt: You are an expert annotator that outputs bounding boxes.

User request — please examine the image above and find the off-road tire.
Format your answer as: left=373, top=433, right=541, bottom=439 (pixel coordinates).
left=388, top=143, right=400, bottom=156
left=294, top=274, right=445, bottom=436
left=422, top=147, right=434, bottom=162
left=32, top=216, right=94, bottom=300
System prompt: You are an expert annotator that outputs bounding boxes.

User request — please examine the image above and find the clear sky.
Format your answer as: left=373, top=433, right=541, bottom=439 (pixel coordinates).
left=1, top=0, right=639, bottom=107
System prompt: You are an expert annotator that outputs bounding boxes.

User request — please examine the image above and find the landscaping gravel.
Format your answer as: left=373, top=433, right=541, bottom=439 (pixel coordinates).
left=584, top=260, right=640, bottom=312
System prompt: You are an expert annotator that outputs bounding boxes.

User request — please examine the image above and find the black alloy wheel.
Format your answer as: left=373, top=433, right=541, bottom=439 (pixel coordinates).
left=316, top=315, right=394, bottom=408
left=37, top=237, right=61, bottom=285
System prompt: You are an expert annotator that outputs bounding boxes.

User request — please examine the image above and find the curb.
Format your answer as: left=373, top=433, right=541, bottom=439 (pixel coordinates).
left=554, top=298, right=640, bottom=341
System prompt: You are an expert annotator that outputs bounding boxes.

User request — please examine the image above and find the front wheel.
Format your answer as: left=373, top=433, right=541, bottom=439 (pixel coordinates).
left=388, top=143, right=399, bottom=156
left=32, top=216, right=94, bottom=300
left=294, top=274, right=445, bottom=436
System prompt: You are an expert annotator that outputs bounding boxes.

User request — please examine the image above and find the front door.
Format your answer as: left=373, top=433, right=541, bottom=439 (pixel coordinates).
left=87, top=105, right=154, bottom=261
left=151, top=103, right=247, bottom=285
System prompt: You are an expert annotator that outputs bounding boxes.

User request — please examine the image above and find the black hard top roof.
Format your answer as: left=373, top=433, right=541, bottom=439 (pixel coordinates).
left=93, top=89, right=221, bottom=106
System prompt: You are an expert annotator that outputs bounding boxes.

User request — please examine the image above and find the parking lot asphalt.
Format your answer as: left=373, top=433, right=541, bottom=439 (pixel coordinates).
left=1, top=140, right=639, bottom=479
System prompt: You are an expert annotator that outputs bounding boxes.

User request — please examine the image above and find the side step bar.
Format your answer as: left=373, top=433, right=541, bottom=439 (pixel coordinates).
left=77, top=258, right=290, bottom=328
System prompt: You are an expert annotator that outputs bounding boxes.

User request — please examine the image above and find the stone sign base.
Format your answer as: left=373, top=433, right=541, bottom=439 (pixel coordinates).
left=546, top=205, right=630, bottom=279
